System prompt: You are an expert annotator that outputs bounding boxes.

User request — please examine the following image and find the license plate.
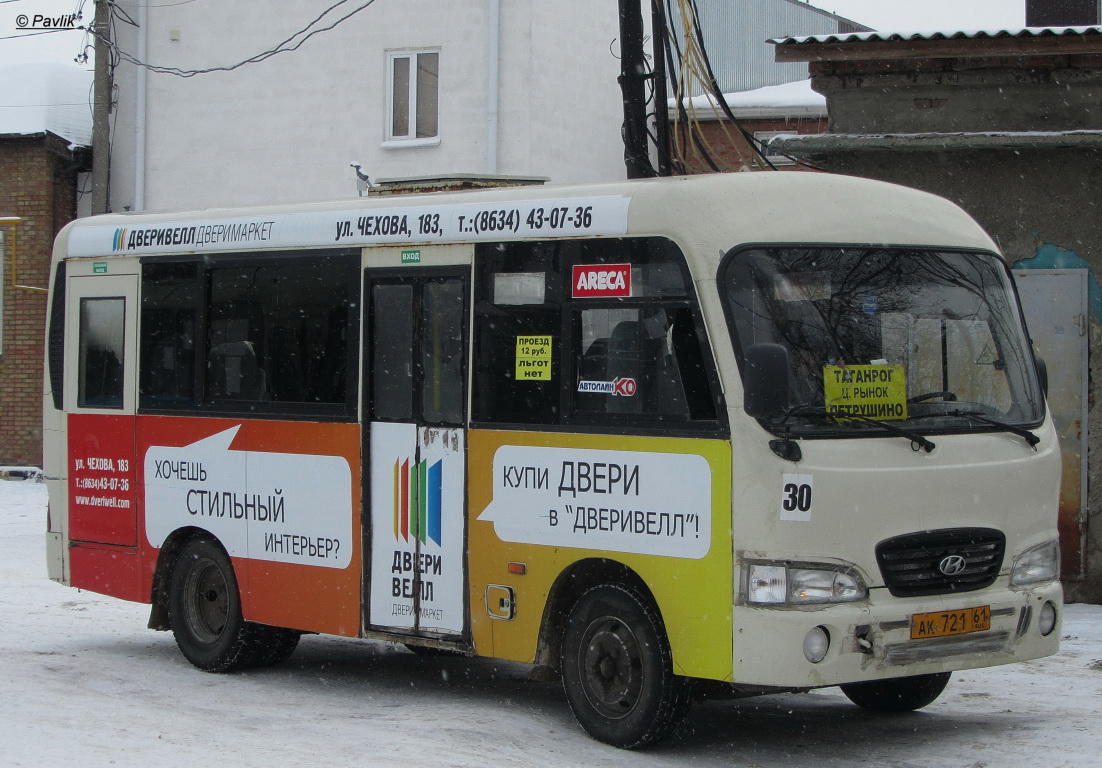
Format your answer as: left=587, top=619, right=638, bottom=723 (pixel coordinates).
left=910, top=605, right=991, bottom=639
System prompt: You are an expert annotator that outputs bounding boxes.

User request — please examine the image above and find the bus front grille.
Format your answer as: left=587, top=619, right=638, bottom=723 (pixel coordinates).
left=875, top=528, right=1005, bottom=597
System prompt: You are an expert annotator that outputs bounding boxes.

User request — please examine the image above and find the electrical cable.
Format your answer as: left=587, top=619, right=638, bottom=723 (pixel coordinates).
left=85, top=0, right=380, bottom=78
left=684, top=0, right=825, bottom=171
left=685, top=0, right=774, bottom=170
left=669, top=0, right=731, bottom=171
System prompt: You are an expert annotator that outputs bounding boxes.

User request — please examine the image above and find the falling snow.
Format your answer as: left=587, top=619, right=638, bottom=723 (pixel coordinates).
left=2, top=477, right=1101, bottom=767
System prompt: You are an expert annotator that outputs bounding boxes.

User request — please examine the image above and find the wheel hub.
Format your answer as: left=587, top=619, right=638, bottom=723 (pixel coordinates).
left=580, top=617, right=643, bottom=719
left=184, top=558, right=229, bottom=644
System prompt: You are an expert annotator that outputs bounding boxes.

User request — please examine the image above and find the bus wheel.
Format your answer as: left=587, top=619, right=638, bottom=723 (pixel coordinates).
left=168, top=537, right=261, bottom=672
left=839, top=672, right=951, bottom=712
left=560, top=584, right=691, bottom=748
left=251, top=627, right=301, bottom=668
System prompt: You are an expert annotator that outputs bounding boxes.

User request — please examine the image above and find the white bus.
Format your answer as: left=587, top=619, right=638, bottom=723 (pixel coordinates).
left=44, top=172, right=1062, bottom=747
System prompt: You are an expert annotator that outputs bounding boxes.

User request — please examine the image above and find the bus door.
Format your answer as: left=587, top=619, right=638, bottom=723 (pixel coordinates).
left=64, top=270, right=140, bottom=549
left=365, top=267, right=469, bottom=639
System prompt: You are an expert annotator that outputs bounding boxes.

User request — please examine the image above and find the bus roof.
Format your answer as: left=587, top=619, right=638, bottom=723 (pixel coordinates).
left=56, top=173, right=997, bottom=263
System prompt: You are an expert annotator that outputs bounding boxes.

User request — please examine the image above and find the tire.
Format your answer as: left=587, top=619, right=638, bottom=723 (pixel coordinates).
left=167, top=536, right=266, bottom=672
left=251, top=627, right=301, bottom=668
left=560, top=584, right=691, bottom=749
left=839, top=672, right=951, bottom=712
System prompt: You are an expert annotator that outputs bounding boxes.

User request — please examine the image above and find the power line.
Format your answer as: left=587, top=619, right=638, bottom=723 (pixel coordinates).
left=112, top=0, right=200, bottom=7
left=87, top=0, right=379, bottom=77
left=0, top=28, right=79, bottom=40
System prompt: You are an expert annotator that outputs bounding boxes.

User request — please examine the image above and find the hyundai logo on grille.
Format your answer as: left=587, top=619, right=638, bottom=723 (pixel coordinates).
left=938, top=554, right=967, bottom=576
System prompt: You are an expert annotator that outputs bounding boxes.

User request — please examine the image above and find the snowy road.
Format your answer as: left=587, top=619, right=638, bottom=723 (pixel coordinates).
left=2, top=477, right=1100, bottom=767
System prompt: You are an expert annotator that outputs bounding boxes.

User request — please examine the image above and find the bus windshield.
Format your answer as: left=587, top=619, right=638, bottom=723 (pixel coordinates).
left=723, top=246, right=1044, bottom=436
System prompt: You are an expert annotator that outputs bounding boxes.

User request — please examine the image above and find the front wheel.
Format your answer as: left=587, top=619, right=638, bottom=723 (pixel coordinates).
left=168, top=536, right=269, bottom=672
left=839, top=672, right=951, bottom=712
left=560, top=584, right=691, bottom=748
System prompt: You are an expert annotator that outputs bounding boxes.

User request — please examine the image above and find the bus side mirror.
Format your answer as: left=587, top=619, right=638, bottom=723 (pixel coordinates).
left=1035, top=356, right=1049, bottom=398
left=743, top=343, right=790, bottom=419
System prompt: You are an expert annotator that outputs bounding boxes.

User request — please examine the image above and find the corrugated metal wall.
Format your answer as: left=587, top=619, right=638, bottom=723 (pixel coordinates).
left=678, top=0, right=869, bottom=95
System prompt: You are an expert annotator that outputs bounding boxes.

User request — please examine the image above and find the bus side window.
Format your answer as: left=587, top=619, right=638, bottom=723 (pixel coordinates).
left=473, top=237, right=721, bottom=430
left=371, top=283, right=414, bottom=420
left=139, top=253, right=357, bottom=418
left=573, top=307, right=710, bottom=421
left=472, top=243, right=562, bottom=426
left=140, top=261, right=198, bottom=409
left=78, top=297, right=125, bottom=409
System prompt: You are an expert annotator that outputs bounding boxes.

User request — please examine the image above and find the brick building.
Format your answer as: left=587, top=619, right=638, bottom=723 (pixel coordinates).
left=672, top=79, right=827, bottom=173
left=0, top=64, right=91, bottom=466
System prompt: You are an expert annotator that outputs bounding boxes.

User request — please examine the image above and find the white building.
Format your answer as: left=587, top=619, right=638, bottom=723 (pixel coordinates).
left=107, top=1, right=628, bottom=211
left=104, top=1, right=868, bottom=213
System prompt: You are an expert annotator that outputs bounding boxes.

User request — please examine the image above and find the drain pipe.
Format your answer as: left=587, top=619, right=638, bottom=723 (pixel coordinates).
left=486, top=0, right=500, bottom=174
left=134, top=0, right=147, bottom=210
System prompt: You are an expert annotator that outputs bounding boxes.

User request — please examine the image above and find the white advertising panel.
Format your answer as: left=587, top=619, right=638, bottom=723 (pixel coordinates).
left=479, top=445, right=712, bottom=559
left=368, top=422, right=466, bottom=634
left=68, top=196, right=631, bottom=257
left=144, top=426, right=353, bottom=569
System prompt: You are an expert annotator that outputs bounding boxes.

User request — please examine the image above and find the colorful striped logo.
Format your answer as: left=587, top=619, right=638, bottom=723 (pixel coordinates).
left=112, top=228, right=127, bottom=251
left=393, top=458, right=442, bottom=545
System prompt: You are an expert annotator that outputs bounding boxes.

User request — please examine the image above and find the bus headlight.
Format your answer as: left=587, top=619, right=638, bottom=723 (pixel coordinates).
left=746, top=562, right=867, bottom=605
left=1011, top=540, right=1059, bottom=586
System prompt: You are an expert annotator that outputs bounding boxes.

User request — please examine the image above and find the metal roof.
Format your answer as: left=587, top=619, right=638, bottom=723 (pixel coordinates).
left=771, top=25, right=1102, bottom=46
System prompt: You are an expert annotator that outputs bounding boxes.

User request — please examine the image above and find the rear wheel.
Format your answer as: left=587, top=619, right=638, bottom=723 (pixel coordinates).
left=840, top=672, right=951, bottom=712
left=560, top=584, right=691, bottom=748
left=168, top=537, right=268, bottom=672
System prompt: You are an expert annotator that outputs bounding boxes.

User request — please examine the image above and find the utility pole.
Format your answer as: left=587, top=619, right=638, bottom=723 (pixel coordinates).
left=91, top=0, right=112, bottom=214
left=650, top=0, right=672, bottom=176
left=617, top=0, right=655, bottom=179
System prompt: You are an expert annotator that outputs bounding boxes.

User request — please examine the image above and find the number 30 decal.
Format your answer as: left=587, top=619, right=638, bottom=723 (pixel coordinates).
left=780, top=473, right=813, bottom=521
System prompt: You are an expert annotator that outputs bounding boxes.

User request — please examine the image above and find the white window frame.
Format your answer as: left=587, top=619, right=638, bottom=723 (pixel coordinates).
left=384, top=49, right=441, bottom=147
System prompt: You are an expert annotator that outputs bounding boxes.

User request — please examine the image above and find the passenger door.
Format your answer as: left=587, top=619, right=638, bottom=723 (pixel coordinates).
left=64, top=270, right=139, bottom=546
left=365, top=265, right=469, bottom=638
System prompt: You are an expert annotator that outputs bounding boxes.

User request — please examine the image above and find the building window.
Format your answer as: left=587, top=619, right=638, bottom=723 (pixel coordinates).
left=387, top=50, right=439, bottom=142
left=753, top=131, right=797, bottom=166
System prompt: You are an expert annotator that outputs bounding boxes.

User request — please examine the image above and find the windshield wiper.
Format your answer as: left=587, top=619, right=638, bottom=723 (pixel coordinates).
left=951, top=410, right=1040, bottom=449
left=783, top=406, right=936, bottom=453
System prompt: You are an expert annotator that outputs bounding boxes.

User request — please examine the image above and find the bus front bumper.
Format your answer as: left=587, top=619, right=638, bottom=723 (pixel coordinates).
left=729, top=581, right=1062, bottom=688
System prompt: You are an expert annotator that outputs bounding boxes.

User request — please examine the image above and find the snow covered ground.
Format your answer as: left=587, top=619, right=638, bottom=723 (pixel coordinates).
left=2, top=476, right=1100, bottom=767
